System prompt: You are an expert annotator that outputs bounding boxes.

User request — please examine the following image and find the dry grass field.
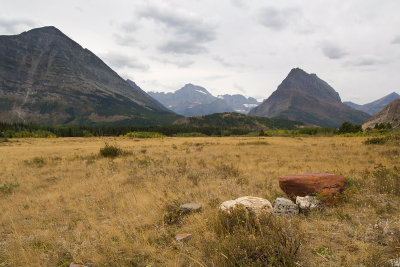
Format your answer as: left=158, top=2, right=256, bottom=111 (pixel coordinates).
left=0, top=136, right=399, bottom=266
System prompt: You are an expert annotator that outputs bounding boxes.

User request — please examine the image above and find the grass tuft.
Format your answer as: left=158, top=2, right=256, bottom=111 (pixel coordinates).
left=202, top=207, right=303, bottom=266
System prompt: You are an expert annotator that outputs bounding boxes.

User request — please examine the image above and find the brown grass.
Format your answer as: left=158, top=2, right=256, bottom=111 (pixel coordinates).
left=0, top=136, right=399, bottom=266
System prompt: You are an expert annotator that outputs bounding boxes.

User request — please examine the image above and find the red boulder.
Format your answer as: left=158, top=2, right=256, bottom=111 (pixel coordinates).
left=279, top=173, right=347, bottom=202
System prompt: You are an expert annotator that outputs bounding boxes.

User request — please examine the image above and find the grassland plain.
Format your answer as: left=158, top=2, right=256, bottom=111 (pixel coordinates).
left=0, top=136, right=399, bottom=266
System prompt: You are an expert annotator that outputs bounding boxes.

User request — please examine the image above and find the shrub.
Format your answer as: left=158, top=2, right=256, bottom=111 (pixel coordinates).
left=0, top=137, right=8, bottom=143
left=0, top=183, right=19, bottom=193
left=364, top=136, right=387, bottom=145
left=338, top=122, right=362, bottom=134
left=173, top=132, right=208, bottom=137
left=124, top=132, right=165, bottom=138
left=163, top=200, right=184, bottom=225
left=202, top=207, right=303, bottom=266
left=237, top=141, right=269, bottom=146
left=99, top=143, right=123, bottom=158
left=372, top=164, right=400, bottom=196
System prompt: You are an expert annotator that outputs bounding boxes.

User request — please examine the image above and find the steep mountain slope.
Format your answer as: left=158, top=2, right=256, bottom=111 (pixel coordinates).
left=362, top=98, right=400, bottom=129
left=344, top=92, right=400, bottom=115
left=249, top=68, right=370, bottom=127
left=148, top=84, right=259, bottom=116
left=0, top=26, right=179, bottom=125
left=173, top=112, right=303, bottom=130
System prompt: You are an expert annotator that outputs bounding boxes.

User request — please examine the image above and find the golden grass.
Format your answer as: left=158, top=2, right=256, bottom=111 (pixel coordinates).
left=0, top=136, right=399, bottom=266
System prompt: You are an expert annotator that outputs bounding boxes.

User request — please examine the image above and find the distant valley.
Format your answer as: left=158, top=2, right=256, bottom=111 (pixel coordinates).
left=344, top=92, right=399, bottom=115
left=148, top=84, right=260, bottom=116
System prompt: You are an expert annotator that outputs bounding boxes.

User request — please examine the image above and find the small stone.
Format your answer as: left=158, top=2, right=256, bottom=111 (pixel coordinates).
left=273, top=197, right=299, bottom=216
left=179, top=203, right=202, bottom=214
left=175, top=233, right=192, bottom=241
left=69, top=264, right=88, bottom=267
left=296, top=196, right=321, bottom=211
left=219, top=196, right=273, bottom=216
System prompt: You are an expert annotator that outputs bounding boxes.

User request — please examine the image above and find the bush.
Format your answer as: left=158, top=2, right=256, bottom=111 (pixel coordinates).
left=99, top=143, right=123, bottom=158
left=0, top=183, right=19, bottom=193
left=372, top=164, right=400, bottom=196
left=338, top=122, right=362, bottom=134
left=163, top=200, right=184, bottom=225
left=202, top=207, right=303, bottom=266
left=173, top=132, right=208, bottom=137
left=124, top=132, right=165, bottom=138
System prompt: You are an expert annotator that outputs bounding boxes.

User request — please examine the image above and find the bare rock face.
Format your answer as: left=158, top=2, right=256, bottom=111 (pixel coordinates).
left=362, top=98, right=400, bottom=130
left=219, top=196, right=273, bottom=216
left=279, top=173, right=347, bottom=203
left=273, top=197, right=299, bottom=216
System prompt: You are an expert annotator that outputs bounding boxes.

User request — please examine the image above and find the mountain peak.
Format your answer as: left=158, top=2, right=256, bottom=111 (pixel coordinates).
left=279, top=67, right=341, bottom=102
left=249, top=68, right=370, bottom=127
left=0, top=26, right=178, bottom=125
left=23, top=26, right=64, bottom=36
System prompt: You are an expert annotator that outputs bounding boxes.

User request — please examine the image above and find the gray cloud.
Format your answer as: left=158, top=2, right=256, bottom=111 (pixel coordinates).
left=151, top=56, right=195, bottom=68
left=321, top=42, right=347, bottom=59
left=159, top=40, right=206, bottom=55
left=136, top=4, right=217, bottom=54
left=0, top=16, right=36, bottom=34
left=113, top=33, right=136, bottom=46
left=230, top=0, right=248, bottom=9
left=344, top=55, right=384, bottom=67
left=213, top=55, right=245, bottom=69
left=391, top=36, right=400, bottom=44
left=213, top=55, right=234, bottom=67
left=257, top=7, right=301, bottom=31
left=100, top=52, right=149, bottom=71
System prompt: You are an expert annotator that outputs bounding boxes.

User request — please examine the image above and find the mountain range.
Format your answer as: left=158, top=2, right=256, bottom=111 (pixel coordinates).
left=344, top=92, right=399, bottom=115
left=148, top=84, right=260, bottom=116
left=0, top=26, right=179, bottom=125
left=249, top=68, right=371, bottom=127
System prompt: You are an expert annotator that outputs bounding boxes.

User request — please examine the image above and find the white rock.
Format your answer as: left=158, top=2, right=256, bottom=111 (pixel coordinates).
left=273, top=197, right=299, bottom=216
left=219, top=196, right=273, bottom=215
left=296, top=196, right=321, bottom=211
left=389, top=258, right=400, bottom=267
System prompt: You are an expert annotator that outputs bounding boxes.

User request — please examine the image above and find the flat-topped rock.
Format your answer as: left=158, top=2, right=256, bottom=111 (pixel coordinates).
left=179, top=203, right=202, bottom=214
left=219, top=196, right=273, bottom=215
left=279, top=173, right=347, bottom=202
left=175, top=233, right=192, bottom=241
left=273, top=197, right=299, bottom=216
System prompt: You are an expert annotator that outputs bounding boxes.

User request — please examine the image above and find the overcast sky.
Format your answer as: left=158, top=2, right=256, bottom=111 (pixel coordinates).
left=1, top=0, right=400, bottom=104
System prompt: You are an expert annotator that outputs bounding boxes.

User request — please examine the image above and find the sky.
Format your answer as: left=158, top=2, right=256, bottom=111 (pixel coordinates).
left=1, top=0, right=400, bottom=104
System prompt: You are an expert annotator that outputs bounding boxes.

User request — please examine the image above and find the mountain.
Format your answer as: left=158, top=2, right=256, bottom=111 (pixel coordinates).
left=148, top=84, right=260, bottom=116
left=173, top=112, right=303, bottom=130
left=249, top=68, right=370, bottom=127
left=0, top=26, right=180, bottom=125
left=344, top=92, right=400, bottom=115
left=217, top=94, right=260, bottom=113
left=362, top=98, right=400, bottom=129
